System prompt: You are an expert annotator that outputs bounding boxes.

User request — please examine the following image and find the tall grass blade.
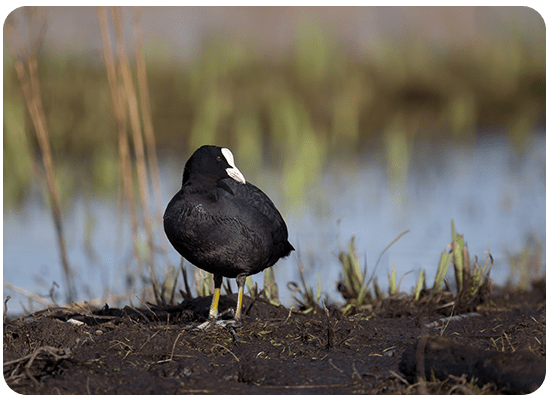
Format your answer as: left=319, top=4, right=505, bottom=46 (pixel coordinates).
left=263, top=267, right=279, bottom=305
left=431, top=245, right=453, bottom=298
left=289, top=263, right=318, bottom=314
left=246, top=276, right=258, bottom=299
left=414, top=269, right=425, bottom=301
left=315, top=274, right=322, bottom=305
left=180, top=261, right=192, bottom=299
left=451, top=219, right=465, bottom=292
left=194, top=269, right=213, bottom=297
left=388, top=263, right=397, bottom=295
left=370, top=230, right=410, bottom=288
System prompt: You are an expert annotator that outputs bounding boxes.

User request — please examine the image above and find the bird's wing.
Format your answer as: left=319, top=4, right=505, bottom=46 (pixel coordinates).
left=218, top=178, right=290, bottom=239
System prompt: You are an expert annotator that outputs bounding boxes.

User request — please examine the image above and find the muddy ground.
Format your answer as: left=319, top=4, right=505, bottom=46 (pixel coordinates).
left=3, top=279, right=546, bottom=395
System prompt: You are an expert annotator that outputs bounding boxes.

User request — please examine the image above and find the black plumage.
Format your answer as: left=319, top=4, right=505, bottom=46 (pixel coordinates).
left=164, top=145, right=294, bottom=323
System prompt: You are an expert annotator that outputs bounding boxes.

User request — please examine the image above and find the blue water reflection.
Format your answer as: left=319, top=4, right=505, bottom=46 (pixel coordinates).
left=3, top=133, right=545, bottom=315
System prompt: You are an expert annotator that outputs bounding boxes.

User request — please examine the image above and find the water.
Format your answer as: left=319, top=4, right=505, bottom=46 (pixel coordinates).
left=3, top=134, right=545, bottom=316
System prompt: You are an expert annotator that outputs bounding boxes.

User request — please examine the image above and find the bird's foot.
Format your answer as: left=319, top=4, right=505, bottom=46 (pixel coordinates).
left=216, top=318, right=242, bottom=328
left=194, top=317, right=242, bottom=342
left=195, top=317, right=242, bottom=330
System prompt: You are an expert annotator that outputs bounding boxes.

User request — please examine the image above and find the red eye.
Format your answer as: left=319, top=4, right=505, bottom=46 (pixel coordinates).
left=216, top=156, right=222, bottom=161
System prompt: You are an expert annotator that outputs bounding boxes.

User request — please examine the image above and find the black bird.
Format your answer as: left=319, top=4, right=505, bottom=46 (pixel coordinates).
left=164, top=145, right=294, bottom=325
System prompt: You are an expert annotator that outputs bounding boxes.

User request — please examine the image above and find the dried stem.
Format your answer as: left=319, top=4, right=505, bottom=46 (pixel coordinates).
left=112, top=6, right=156, bottom=274
left=97, top=6, right=143, bottom=278
left=134, top=6, right=164, bottom=238
left=4, top=9, right=75, bottom=303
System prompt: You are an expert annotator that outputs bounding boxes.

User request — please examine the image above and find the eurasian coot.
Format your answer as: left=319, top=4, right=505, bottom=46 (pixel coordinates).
left=164, top=145, right=294, bottom=325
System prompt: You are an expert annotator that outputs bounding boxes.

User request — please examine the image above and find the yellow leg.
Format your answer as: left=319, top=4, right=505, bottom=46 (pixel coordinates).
left=235, top=274, right=247, bottom=321
left=235, top=284, right=244, bottom=320
left=208, top=274, right=224, bottom=320
left=208, top=287, right=221, bottom=320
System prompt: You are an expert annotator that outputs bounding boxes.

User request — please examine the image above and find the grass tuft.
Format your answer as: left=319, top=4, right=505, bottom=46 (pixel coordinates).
left=289, top=263, right=323, bottom=314
left=337, top=221, right=499, bottom=315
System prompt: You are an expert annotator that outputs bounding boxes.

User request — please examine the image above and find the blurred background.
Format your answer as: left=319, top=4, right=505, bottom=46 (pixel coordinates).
left=3, top=6, right=545, bottom=316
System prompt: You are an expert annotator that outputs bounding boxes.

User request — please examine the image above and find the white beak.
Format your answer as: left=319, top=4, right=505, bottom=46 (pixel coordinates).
left=222, top=148, right=246, bottom=184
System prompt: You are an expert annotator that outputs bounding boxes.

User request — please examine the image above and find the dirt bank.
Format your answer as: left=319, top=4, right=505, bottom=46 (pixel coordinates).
left=3, top=279, right=545, bottom=394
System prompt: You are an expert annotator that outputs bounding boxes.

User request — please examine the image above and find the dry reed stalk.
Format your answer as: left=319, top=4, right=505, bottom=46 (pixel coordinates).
left=134, top=6, right=165, bottom=238
left=4, top=9, right=75, bottom=303
left=112, top=7, right=156, bottom=273
left=97, top=6, right=143, bottom=276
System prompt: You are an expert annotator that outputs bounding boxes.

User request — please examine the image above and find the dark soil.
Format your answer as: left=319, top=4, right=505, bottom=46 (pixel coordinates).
left=3, top=279, right=545, bottom=395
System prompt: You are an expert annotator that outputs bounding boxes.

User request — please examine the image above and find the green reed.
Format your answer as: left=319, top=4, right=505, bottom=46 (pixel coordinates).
left=4, top=19, right=544, bottom=211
